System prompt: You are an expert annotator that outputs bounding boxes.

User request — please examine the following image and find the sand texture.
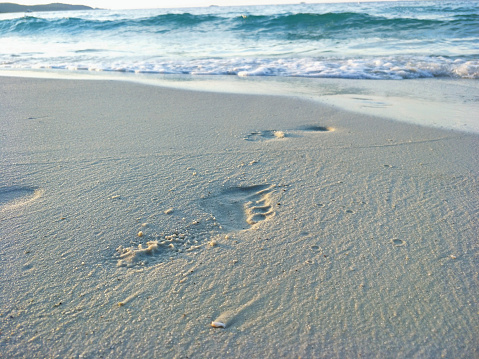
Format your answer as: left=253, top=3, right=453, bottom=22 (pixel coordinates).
left=1, top=77, right=478, bottom=358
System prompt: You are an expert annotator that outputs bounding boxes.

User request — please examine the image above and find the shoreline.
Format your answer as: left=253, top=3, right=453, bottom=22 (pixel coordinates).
left=1, top=69, right=479, bottom=134
left=1, top=76, right=478, bottom=358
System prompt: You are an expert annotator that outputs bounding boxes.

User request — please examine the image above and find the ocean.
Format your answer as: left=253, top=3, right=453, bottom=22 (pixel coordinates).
left=0, top=0, right=478, bottom=79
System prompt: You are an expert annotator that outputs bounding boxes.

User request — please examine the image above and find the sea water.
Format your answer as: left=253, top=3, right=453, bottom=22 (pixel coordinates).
left=0, top=1, right=478, bottom=79
left=0, top=1, right=478, bottom=132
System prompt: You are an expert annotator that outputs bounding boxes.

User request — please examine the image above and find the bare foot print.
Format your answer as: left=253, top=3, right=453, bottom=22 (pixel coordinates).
left=392, top=238, right=405, bottom=247
left=202, top=184, right=275, bottom=231
left=243, top=130, right=285, bottom=141
left=0, top=186, right=43, bottom=212
left=243, top=125, right=333, bottom=142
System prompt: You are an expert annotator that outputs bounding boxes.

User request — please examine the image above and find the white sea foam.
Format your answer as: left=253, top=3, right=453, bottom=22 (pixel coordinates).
left=2, top=56, right=478, bottom=79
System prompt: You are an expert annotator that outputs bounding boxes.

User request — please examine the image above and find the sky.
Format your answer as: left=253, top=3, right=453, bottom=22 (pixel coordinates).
left=15, top=0, right=400, bottom=10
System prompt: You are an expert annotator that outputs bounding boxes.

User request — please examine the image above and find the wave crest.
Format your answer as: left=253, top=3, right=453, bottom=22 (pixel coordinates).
left=1, top=10, right=476, bottom=38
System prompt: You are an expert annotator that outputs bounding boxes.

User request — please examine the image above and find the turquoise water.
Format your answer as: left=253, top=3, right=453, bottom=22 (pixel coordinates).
left=0, top=1, right=478, bottom=79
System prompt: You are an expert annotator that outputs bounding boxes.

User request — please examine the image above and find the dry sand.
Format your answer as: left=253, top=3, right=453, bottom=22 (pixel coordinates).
left=0, top=76, right=478, bottom=358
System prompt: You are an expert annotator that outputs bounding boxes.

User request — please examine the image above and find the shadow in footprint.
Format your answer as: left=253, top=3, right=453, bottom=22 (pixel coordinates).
left=392, top=239, right=405, bottom=247
left=295, top=125, right=333, bottom=132
left=202, top=184, right=275, bottom=231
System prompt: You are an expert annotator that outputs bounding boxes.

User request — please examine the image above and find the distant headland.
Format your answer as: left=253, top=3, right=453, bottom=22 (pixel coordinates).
left=0, top=2, right=96, bottom=13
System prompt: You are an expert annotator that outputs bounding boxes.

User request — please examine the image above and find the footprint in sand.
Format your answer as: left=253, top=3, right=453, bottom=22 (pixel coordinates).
left=243, top=130, right=285, bottom=141
left=0, top=186, right=43, bottom=212
left=202, top=184, right=275, bottom=231
left=392, top=239, right=406, bottom=247
left=116, top=185, right=275, bottom=267
left=244, top=125, right=333, bottom=142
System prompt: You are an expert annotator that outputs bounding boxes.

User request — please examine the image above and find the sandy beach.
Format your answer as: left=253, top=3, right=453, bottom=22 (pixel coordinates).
left=1, top=76, right=478, bottom=358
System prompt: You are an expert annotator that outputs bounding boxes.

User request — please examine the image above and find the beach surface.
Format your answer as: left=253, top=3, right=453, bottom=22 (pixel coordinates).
left=1, top=76, right=478, bottom=358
